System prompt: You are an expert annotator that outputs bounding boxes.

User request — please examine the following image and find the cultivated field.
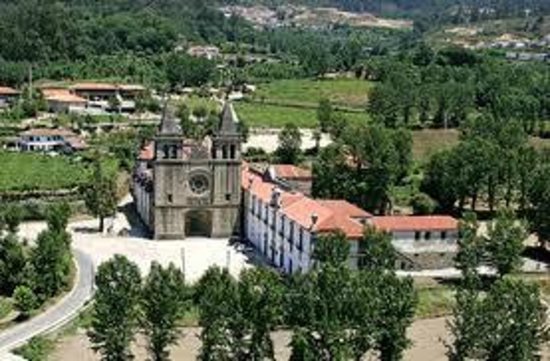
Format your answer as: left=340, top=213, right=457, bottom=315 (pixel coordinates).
left=236, top=102, right=370, bottom=128
left=253, top=78, right=373, bottom=109
left=0, top=152, right=87, bottom=192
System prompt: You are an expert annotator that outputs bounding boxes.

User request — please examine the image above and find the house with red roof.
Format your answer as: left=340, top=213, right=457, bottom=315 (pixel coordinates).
left=243, top=164, right=459, bottom=273
left=264, top=164, right=313, bottom=195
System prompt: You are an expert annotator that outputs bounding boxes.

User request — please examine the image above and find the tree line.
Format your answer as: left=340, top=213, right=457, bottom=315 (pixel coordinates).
left=88, top=213, right=548, bottom=361
left=366, top=46, right=549, bottom=134
left=0, top=203, right=73, bottom=318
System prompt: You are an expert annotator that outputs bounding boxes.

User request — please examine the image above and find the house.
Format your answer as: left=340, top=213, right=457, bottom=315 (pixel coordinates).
left=187, top=45, right=221, bottom=60
left=70, top=83, right=145, bottom=113
left=41, top=88, right=87, bottom=113
left=371, top=216, right=459, bottom=270
left=0, top=86, right=20, bottom=109
left=243, top=164, right=459, bottom=273
left=17, top=128, right=87, bottom=153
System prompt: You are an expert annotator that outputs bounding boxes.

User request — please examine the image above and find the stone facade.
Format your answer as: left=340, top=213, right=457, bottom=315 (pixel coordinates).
left=133, top=102, right=242, bottom=240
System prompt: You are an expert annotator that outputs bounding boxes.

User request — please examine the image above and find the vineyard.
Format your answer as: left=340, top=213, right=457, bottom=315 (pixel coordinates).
left=0, top=152, right=88, bottom=192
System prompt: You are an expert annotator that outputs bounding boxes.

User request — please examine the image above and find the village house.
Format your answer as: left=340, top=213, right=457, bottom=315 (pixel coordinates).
left=243, top=164, right=459, bottom=273
left=187, top=45, right=221, bottom=60
left=41, top=88, right=87, bottom=113
left=16, top=128, right=86, bottom=153
left=0, top=86, right=21, bottom=109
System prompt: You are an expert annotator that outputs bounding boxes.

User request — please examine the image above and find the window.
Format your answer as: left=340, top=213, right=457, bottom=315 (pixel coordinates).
left=225, top=193, right=231, bottom=201
left=167, top=194, right=173, bottom=203
left=230, top=144, right=236, bottom=159
left=298, top=229, right=304, bottom=251
left=280, top=215, right=286, bottom=236
left=414, top=231, right=421, bottom=241
left=222, top=145, right=228, bottom=159
left=441, top=231, right=447, bottom=240
left=424, top=232, right=431, bottom=241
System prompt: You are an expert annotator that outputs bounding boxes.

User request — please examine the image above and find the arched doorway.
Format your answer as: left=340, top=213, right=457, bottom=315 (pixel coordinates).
left=185, top=210, right=212, bottom=237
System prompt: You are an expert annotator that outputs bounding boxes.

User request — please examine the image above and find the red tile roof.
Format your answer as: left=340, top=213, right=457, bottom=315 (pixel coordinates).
left=21, top=128, right=77, bottom=137
left=0, top=86, right=20, bottom=96
left=41, top=89, right=86, bottom=103
left=273, top=164, right=312, bottom=180
left=243, top=165, right=371, bottom=239
left=371, top=216, right=458, bottom=232
left=71, top=82, right=118, bottom=91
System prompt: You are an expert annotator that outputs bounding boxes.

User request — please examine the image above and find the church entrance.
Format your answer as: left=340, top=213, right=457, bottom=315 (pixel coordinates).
left=185, top=210, right=212, bottom=237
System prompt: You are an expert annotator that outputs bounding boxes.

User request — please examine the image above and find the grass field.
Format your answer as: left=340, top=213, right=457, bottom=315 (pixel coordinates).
left=0, top=152, right=88, bottom=192
left=411, top=129, right=550, bottom=162
left=235, top=102, right=370, bottom=128
left=253, top=78, right=373, bottom=109
left=416, top=285, right=455, bottom=319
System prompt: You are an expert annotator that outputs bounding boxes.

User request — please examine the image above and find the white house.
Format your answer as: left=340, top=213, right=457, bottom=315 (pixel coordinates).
left=17, top=128, right=86, bottom=153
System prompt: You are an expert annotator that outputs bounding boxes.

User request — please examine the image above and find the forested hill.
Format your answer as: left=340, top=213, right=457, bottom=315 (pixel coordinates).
left=225, top=0, right=550, bottom=19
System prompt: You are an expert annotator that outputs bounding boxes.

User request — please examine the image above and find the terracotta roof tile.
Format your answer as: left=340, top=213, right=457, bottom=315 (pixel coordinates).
left=42, top=89, right=86, bottom=103
left=371, top=216, right=458, bottom=232
left=0, top=86, right=20, bottom=96
left=243, top=165, right=371, bottom=239
left=273, top=164, right=312, bottom=179
left=70, top=82, right=118, bottom=91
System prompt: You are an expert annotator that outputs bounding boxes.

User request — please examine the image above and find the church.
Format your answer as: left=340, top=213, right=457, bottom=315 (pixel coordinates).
left=132, top=102, right=242, bottom=240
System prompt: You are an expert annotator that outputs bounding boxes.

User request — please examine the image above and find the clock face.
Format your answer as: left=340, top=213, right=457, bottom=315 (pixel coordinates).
left=189, top=174, right=209, bottom=195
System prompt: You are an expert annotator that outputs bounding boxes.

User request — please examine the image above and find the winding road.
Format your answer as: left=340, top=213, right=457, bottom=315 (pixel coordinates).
left=0, top=249, right=94, bottom=354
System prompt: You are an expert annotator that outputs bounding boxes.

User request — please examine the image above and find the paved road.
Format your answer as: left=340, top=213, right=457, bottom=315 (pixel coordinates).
left=0, top=249, right=94, bottom=353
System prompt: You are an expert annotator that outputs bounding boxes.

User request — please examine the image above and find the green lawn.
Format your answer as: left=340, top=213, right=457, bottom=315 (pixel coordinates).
left=416, top=286, right=455, bottom=319
left=235, top=102, right=370, bottom=128
left=0, top=152, right=88, bottom=192
left=0, top=297, right=12, bottom=321
left=252, top=78, right=374, bottom=109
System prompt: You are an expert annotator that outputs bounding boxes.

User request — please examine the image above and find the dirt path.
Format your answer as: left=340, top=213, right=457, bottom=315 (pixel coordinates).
left=51, top=318, right=451, bottom=361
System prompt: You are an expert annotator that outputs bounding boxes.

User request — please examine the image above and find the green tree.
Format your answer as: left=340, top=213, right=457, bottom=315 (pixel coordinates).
left=3, top=204, right=23, bottom=234
left=479, top=278, right=549, bottom=361
left=446, top=288, right=483, bottom=361
left=89, top=255, right=142, bottom=361
left=13, top=285, right=38, bottom=318
left=30, top=222, right=72, bottom=300
left=528, top=161, right=550, bottom=248
left=0, top=233, right=27, bottom=295
left=410, top=192, right=436, bottom=215
left=82, top=157, right=118, bottom=233
left=455, top=212, right=484, bottom=289
left=195, top=266, right=237, bottom=361
left=275, top=123, right=302, bottom=165
left=141, top=262, right=187, bottom=361
left=312, top=231, right=350, bottom=267
left=486, top=209, right=526, bottom=277
left=358, top=226, right=396, bottom=272
left=317, top=98, right=333, bottom=132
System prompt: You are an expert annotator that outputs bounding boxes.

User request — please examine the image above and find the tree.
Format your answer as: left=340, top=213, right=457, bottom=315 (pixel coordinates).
left=195, top=266, right=237, bottom=361
left=317, top=98, right=333, bottom=132
left=141, top=262, right=187, bottom=361
left=486, top=209, right=526, bottom=277
left=479, top=278, right=549, bottom=361
left=455, top=212, right=484, bottom=289
left=89, top=255, right=142, bottom=361
left=195, top=266, right=283, bottom=361
left=312, top=231, right=350, bottom=267
left=2, top=204, right=23, bottom=234
left=446, top=287, right=483, bottom=361
left=13, top=285, right=38, bottom=318
left=410, top=192, right=436, bottom=215
left=166, top=54, right=215, bottom=89
left=528, top=161, right=550, bottom=248
left=275, top=123, right=302, bottom=165
left=82, top=157, right=118, bottom=233
left=0, top=233, right=27, bottom=295
left=358, top=226, right=396, bottom=272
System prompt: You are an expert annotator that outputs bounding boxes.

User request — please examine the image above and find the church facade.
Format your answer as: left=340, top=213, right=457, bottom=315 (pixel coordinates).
left=132, top=102, right=242, bottom=240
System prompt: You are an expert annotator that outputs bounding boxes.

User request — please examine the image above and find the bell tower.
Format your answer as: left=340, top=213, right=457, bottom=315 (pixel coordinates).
left=210, top=102, right=242, bottom=237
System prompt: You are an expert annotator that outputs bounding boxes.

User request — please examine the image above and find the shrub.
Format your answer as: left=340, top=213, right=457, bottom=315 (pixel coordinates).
left=411, top=192, right=436, bottom=215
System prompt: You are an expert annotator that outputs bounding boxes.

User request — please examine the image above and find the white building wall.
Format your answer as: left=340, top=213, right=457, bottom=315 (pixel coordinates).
left=244, top=189, right=350, bottom=275
left=391, top=230, right=459, bottom=253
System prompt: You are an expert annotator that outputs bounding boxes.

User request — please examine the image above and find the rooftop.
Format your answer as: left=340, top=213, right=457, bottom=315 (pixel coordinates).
left=41, top=89, right=86, bottom=103
left=371, top=216, right=458, bottom=232
left=244, top=164, right=371, bottom=239
left=272, top=164, right=312, bottom=180
left=0, top=86, right=20, bottom=96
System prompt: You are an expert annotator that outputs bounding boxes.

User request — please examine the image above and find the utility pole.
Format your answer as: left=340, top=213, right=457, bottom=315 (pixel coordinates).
left=28, top=64, right=33, bottom=101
